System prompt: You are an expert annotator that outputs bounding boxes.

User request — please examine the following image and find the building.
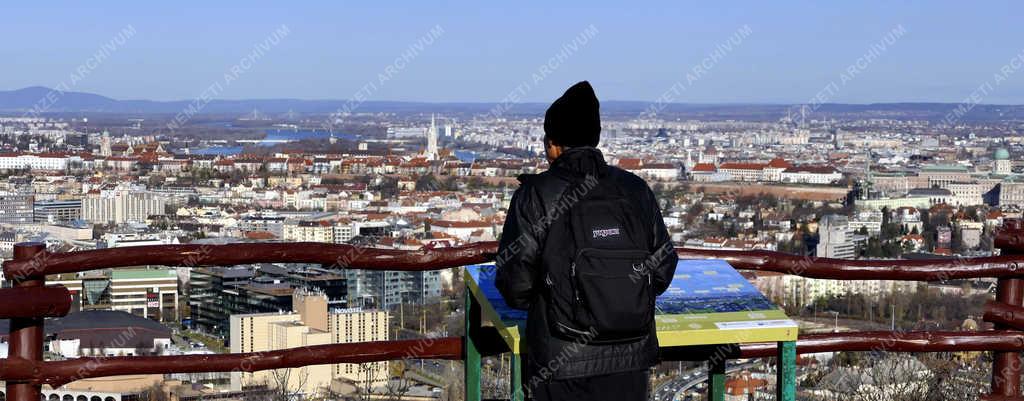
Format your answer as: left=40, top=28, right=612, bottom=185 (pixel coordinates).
left=999, top=181, right=1024, bottom=206
left=34, top=199, right=82, bottom=224
left=426, top=114, right=439, bottom=161
left=282, top=220, right=339, bottom=243
left=994, top=148, right=1012, bottom=175
left=856, top=195, right=932, bottom=211
left=429, top=220, right=494, bottom=241
left=0, top=310, right=173, bottom=358
left=848, top=210, right=883, bottom=235
left=190, top=264, right=348, bottom=338
left=49, top=268, right=179, bottom=322
left=945, top=181, right=985, bottom=206
left=230, top=291, right=389, bottom=396
left=907, top=187, right=953, bottom=206
left=238, top=214, right=287, bottom=237
left=718, top=162, right=766, bottom=182
left=936, top=226, right=953, bottom=249
left=109, top=268, right=179, bottom=322
left=0, top=153, right=72, bottom=171
left=82, top=190, right=168, bottom=225
left=0, top=194, right=34, bottom=224
left=189, top=266, right=258, bottom=335
left=639, top=162, right=680, bottom=181
left=15, top=374, right=165, bottom=401
left=919, top=164, right=971, bottom=187
left=756, top=273, right=916, bottom=308
left=762, top=158, right=792, bottom=182
left=817, top=215, right=857, bottom=259
left=780, top=165, right=843, bottom=185
left=724, top=371, right=768, bottom=400
left=345, top=269, right=442, bottom=309
left=957, top=220, right=984, bottom=249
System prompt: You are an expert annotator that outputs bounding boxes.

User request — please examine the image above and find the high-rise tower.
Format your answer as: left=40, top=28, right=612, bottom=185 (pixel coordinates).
left=100, top=130, right=112, bottom=157
left=426, top=114, right=439, bottom=160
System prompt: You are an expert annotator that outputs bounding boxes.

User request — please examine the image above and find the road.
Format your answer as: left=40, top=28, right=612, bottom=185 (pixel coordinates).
left=652, top=362, right=758, bottom=401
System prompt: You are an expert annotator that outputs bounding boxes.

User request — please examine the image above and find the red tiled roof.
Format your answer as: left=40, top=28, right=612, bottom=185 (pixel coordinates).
left=767, top=157, right=792, bottom=168
left=692, top=163, right=716, bottom=172
left=617, top=158, right=643, bottom=170
left=719, top=162, right=766, bottom=171
left=431, top=220, right=491, bottom=228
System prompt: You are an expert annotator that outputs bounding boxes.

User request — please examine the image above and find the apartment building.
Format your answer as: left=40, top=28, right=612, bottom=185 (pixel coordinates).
left=0, top=194, right=34, bottom=225
left=229, top=291, right=388, bottom=396
left=82, top=190, right=168, bottom=224
left=816, top=215, right=858, bottom=259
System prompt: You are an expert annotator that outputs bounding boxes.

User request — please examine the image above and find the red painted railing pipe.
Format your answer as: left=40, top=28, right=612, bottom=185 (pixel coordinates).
left=736, top=330, right=1024, bottom=358
left=992, top=221, right=1024, bottom=398
left=984, top=301, right=1024, bottom=331
left=8, top=241, right=1024, bottom=282
left=994, top=218, right=1024, bottom=251
left=0, top=285, right=72, bottom=318
left=4, top=331, right=1023, bottom=386
left=6, top=243, right=46, bottom=401
left=0, top=337, right=463, bottom=388
left=3, top=241, right=499, bottom=280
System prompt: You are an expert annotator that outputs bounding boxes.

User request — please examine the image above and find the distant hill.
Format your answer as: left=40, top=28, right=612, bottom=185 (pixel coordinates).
left=1, top=86, right=1023, bottom=121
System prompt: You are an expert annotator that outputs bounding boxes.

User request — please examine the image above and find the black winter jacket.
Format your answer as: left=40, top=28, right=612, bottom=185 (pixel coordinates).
left=495, top=147, right=678, bottom=380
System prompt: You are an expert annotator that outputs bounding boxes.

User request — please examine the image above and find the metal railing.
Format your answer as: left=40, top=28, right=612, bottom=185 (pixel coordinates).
left=2, top=220, right=1024, bottom=400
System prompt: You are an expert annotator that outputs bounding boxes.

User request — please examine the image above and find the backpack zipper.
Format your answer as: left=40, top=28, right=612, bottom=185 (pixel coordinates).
left=570, top=261, right=580, bottom=302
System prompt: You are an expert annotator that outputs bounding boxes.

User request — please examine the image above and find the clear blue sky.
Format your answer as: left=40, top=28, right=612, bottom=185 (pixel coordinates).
left=5, top=1, right=1024, bottom=104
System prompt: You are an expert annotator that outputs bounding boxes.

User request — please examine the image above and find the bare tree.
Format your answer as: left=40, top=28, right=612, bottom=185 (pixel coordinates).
left=139, top=383, right=170, bottom=401
left=807, top=354, right=986, bottom=401
left=260, top=368, right=309, bottom=401
left=385, top=360, right=413, bottom=401
left=355, top=363, right=381, bottom=401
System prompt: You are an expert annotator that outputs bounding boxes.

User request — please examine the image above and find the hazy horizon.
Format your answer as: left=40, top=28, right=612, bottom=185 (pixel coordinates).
left=6, top=1, right=1024, bottom=105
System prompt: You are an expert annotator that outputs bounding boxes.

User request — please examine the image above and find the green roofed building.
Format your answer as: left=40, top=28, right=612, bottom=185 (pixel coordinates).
left=994, top=148, right=1013, bottom=175
left=49, top=268, right=179, bottom=322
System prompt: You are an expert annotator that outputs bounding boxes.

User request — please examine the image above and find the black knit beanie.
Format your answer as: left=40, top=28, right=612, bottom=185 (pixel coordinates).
left=543, top=81, right=601, bottom=148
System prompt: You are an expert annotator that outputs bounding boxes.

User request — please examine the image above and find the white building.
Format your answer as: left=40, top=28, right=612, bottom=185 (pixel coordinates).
left=781, top=166, right=842, bottom=185
left=82, top=190, right=168, bottom=224
left=0, top=153, right=74, bottom=171
left=426, top=114, right=439, bottom=160
left=817, top=215, right=857, bottom=259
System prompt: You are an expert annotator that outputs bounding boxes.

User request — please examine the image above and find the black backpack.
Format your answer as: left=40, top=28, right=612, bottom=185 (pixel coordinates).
left=544, top=170, right=655, bottom=344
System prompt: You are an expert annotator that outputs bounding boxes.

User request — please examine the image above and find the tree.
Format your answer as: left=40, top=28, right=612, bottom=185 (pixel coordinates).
left=264, top=368, right=310, bottom=401
left=385, top=360, right=413, bottom=401
left=139, top=383, right=170, bottom=401
left=356, top=363, right=382, bottom=401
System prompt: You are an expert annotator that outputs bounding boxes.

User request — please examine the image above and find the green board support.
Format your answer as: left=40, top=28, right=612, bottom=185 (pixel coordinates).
left=510, top=353, right=523, bottom=401
left=776, top=341, right=796, bottom=401
left=465, top=288, right=481, bottom=401
left=708, top=356, right=726, bottom=401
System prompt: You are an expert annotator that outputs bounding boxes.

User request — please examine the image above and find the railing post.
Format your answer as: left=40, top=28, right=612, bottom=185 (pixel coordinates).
left=707, top=357, right=726, bottom=401
left=992, top=277, right=1024, bottom=398
left=464, top=286, right=481, bottom=401
left=992, top=220, right=1024, bottom=400
left=510, top=353, right=522, bottom=401
left=6, top=242, right=46, bottom=401
left=776, top=341, right=796, bottom=401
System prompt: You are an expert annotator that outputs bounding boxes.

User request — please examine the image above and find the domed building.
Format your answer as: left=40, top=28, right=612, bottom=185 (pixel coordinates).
left=994, top=147, right=1012, bottom=175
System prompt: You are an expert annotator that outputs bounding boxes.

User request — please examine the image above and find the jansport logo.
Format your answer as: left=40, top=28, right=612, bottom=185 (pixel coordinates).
left=592, top=228, right=621, bottom=238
